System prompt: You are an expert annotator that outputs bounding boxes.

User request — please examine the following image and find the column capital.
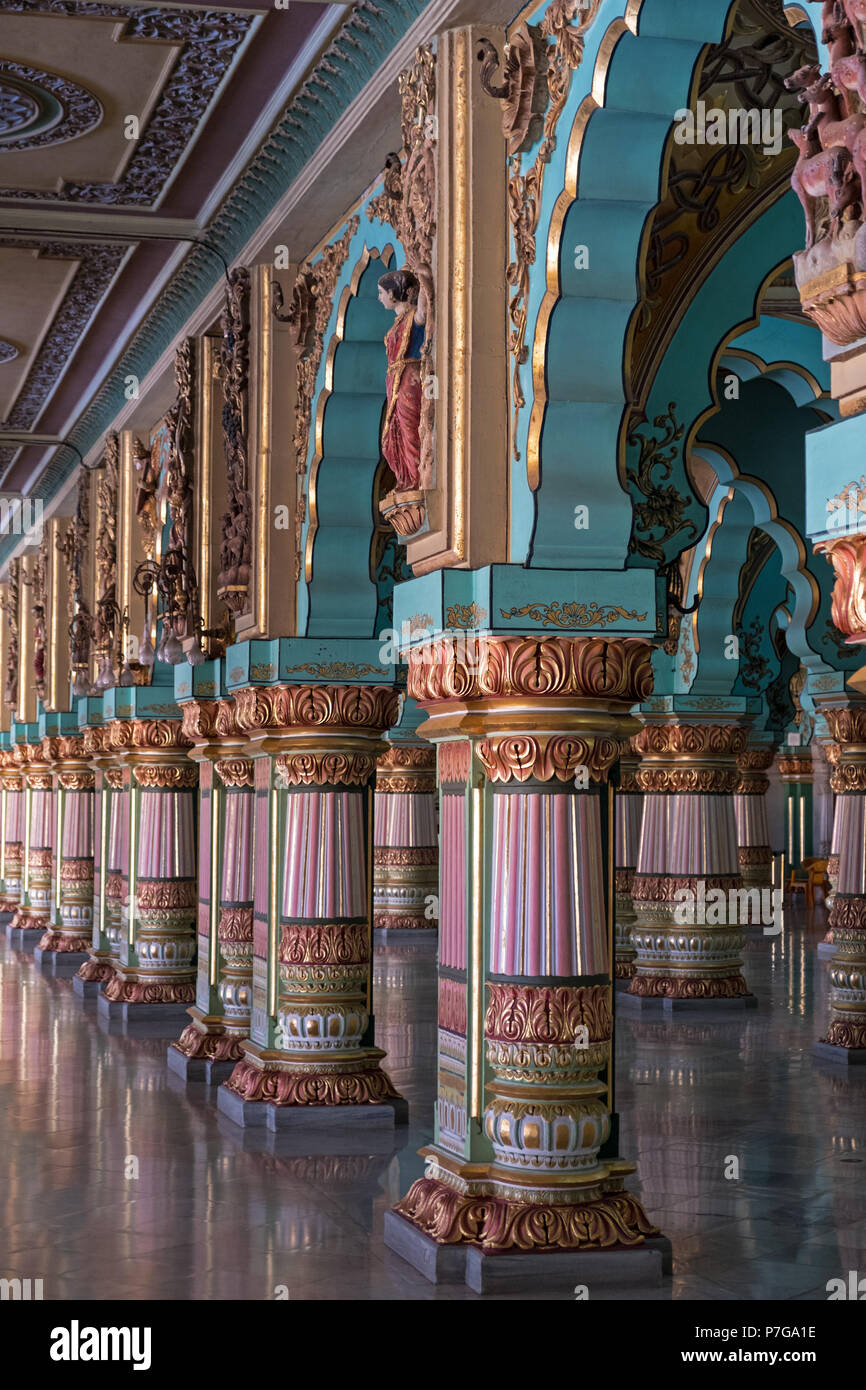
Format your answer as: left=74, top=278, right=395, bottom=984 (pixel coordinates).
left=633, top=718, right=748, bottom=794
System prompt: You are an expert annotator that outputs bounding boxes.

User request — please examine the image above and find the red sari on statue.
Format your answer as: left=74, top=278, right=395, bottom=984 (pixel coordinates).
left=382, top=308, right=423, bottom=490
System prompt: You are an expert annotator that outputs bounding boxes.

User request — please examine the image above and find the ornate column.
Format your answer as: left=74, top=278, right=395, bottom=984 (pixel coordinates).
left=216, top=681, right=407, bottom=1131
left=0, top=747, right=24, bottom=914
left=625, top=716, right=755, bottom=1011
left=385, top=634, right=666, bottom=1292
left=98, top=719, right=198, bottom=1022
left=34, top=735, right=94, bottom=973
left=814, top=703, right=866, bottom=1067
left=9, top=740, right=55, bottom=945
left=778, top=752, right=814, bottom=873
left=614, top=744, right=641, bottom=985
left=73, top=725, right=117, bottom=996
left=373, top=743, right=438, bottom=934
left=734, top=742, right=774, bottom=893
left=169, top=697, right=255, bottom=1083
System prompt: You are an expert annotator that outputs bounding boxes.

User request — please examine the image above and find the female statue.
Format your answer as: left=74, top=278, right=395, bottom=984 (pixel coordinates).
left=378, top=269, right=427, bottom=491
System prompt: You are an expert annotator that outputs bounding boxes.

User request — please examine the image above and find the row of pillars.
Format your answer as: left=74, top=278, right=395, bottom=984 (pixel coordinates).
left=3, top=637, right=863, bottom=1289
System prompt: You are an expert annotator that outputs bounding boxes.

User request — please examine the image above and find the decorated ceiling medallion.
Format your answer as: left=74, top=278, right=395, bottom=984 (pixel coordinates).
left=0, top=339, right=19, bottom=364
left=0, top=78, right=40, bottom=135
left=0, top=64, right=102, bottom=148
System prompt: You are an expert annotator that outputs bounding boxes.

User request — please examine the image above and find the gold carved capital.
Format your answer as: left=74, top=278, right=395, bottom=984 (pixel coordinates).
left=477, top=732, right=625, bottom=784
left=408, top=635, right=653, bottom=706
left=233, top=683, right=399, bottom=736
left=133, top=765, right=198, bottom=789
left=274, top=751, right=375, bottom=788
left=215, top=758, right=254, bottom=788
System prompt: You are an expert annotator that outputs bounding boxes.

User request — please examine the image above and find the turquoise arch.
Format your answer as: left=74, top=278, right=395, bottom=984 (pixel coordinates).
left=521, top=0, right=821, bottom=569
left=298, top=205, right=403, bottom=638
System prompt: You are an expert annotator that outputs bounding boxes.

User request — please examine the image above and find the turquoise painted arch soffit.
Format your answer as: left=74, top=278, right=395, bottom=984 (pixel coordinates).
left=297, top=205, right=404, bottom=641
left=516, top=0, right=822, bottom=570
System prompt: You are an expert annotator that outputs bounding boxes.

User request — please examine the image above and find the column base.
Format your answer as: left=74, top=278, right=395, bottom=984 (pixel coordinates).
left=10, top=909, right=50, bottom=932
left=33, top=946, right=89, bottom=975
left=101, top=971, right=195, bottom=1007
left=383, top=1210, right=670, bottom=1292
left=167, top=1016, right=249, bottom=1085
left=217, top=1041, right=407, bottom=1127
left=813, top=1040, right=866, bottom=1068
left=217, top=1082, right=408, bottom=1130
left=72, top=956, right=114, bottom=998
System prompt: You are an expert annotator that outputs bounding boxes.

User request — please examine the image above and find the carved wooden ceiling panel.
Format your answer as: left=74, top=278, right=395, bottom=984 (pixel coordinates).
left=0, top=0, right=333, bottom=486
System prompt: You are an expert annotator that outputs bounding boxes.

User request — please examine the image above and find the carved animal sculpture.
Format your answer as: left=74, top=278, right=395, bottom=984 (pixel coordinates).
left=790, top=141, right=857, bottom=247
left=842, top=0, right=866, bottom=44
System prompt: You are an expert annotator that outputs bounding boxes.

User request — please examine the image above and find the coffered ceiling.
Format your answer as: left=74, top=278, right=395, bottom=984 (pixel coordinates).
left=0, top=0, right=343, bottom=490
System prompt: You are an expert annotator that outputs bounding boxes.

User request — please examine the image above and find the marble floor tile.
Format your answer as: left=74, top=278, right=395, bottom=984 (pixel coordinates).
left=0, top=908, right=863, bottom=1299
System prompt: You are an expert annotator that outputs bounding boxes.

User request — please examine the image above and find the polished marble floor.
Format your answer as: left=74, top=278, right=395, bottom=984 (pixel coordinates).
left=0, top=910, right=864, bottom=1300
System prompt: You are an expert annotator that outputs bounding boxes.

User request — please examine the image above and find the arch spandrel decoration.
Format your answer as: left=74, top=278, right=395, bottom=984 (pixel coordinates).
left=300, top=206, right=404, bottom=639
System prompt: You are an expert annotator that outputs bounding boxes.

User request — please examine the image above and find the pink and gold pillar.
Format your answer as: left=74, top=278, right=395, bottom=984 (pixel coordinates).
left=385, top=635, right=664, bottom=1290
left=169, top=698, right=255, bottom=1081
left=626, top=718, right=754, bottom=1008
left=74, top=726, right=119, bottom=994
left=814, top=702, right=866, bottom=1066
left=733, top=743, right=774, bottom=892
left=614, top=744, right=641, bottom=983
left=36, top=735, right=94, bottom=961
left=99, top=719, right=198, bottom=1015
left=0, top=748, right=24, bottom=913
left=373, top=743, right=438, bottom=932
left=10, top=740, right=55, bottom=935
left=216, top=683, right=406, bottom=1127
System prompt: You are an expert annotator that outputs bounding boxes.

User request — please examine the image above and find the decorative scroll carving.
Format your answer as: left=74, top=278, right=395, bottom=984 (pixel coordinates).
left=133, top=437, right=158, bottom=562
left=477, top=732, right=624, bottom=784
left=94, top=433, right=119, bottom=655
left=633, top=723, right=748, bottom=758
left=233, top=684, right=399, bottom=735
left=273, top=218, right=358, bottom=581
left=408, top=635, right=654, bottom=706
left=107, top=719, right=192, bottom=752
left=137, top=879, right=196, bottom=909
left=486, top=982, right=611, bottom=1043
left=279, top=923, right=369, bottom=966
left=172, top=1025, right=246, bottom=1062
left=626, top=405, right=696, bottom=566
left=275, top=752, right=376, bottom=788
left=500, top=601, right=647, bottom=628
left=738, top=615, right=770, bottom=689
left=2, top=559, right=20, bottom=709
left=133, top=766, right=198, bottom=788
left=215, top=758, right=254, bottom=789
left=393, top=1180, right=658, bottom=1252
left=58, top=469, right=92, bottom=675
left=217, top=269, right=252, bottom=615
left=500, top=0, right=602, bottom=462
left=224, top=1057, right=399, bottom=1106
left=367, top=44, right=436, bottom=530
left=815, top=536, right=866, bottom=643
left=26, top=540, right=48, bottom=703
left=477, top=25, right=549, bottom=157
left=219, top=907, right=254, bottom=942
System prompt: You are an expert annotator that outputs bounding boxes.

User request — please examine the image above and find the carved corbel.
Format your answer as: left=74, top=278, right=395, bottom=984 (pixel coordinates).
left=477, top=25, right=549, bottom=156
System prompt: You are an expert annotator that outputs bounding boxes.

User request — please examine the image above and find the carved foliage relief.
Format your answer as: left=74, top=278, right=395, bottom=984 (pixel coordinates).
left=217, top=269, right=252, bottom=615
